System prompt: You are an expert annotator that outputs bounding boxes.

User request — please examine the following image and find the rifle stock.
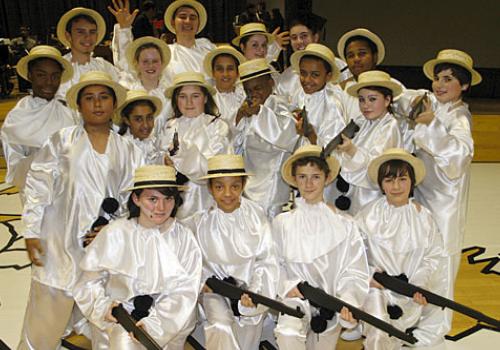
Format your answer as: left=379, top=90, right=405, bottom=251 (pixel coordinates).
left=373, top=272, right=500, bottom=328
left=297, top=281, right=418, bottom=344
left=323, top=120, right=360, bottom=155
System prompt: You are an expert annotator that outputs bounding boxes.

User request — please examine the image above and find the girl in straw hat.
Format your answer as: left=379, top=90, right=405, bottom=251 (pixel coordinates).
left=158, top=71, right=229, bottom=219
left=56, top=7, right=120, bottom=100
left=272, top=144, right=369, bottom=349
left=1, top=45, right=76, bottom=200
left=117, top=90, right=166, bottom=165
left=356, top=148, right=445, bottom=349
left=18, top=71, right=144, bottom=349
left=73, top=165, right=202, bottom=350
left=334, top=70, right=403, bottom=215
left=185, top=154, right=278, bottom=349
left=398, top=49, right=480, bottom=346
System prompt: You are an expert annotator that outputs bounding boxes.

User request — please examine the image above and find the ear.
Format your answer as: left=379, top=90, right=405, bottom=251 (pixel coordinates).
left=461, top=83, right=469, bottom=92
left=64, top=31, right=72, bottom=46
left=325, top=71, right=333, bottom=82
left=239, top=43, right=246, bottom=53
left=384, top=95, right=391, bottom=108
left=131, top=192, right=141, bottom=207
left=312, top=33, right=320, bottom=43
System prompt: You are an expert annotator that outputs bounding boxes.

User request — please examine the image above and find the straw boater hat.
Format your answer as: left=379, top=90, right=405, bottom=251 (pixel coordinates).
left=232, top=22, right=275, bottom=46
left=126, top=36, right=171, bottom=73
left=57, top=7, right=106, bottom=49
left=165, top=71, right=216, bottom=98
left=281, top=144, right=341, bottom=188
left=346, top=70, right=403, bottom=97
left=203, top=45, right=246, bottom=78
left=423, top=49, right=482, bottom=86
left=115, top=90, right=163, bottom=125
left=199, top=154, right=253, bottom=180
left=367, top=148, right=426, bottom=186
left=238, top=58, right=276, bottom=83
left=337, top=28, right=385, bottom=65
left=164, top=0, right=207, bottom=34
left=290, top=43, right=340, bottom=82
left=16, top=45, right=73, bottom=83
left=126, top=165, right=187, bottom=191
left=66, top=71, right=127, bottom=110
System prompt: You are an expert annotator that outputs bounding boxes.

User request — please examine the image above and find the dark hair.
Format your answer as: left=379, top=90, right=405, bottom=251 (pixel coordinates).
left=76, top=85, right=117, bottom=107
left=240, top=32, right=268, bottom=48
left=287, top=12, right=324, bottom=34
left=211, top=53, right=239, bottom=71
left=433, top=62, right=471, bottom=93
left=28, top=57, right=64, bottom=74
left=171, top=85, right=219, bottom=118
left=65, top=14, right=97, bottom=33
left=141, top=0, right=156, bottom=11
left=358, top=85, right=393, bottom=114
left=134, top=43, right=164, bottom=64
left=344, top=35, right=377, bottom=58
left=377, top=159, right=416, bottom=197
left=118, top=100, right=157, bottom=135
left=291, top=156, right=331, bottom=178
left=300, top=54, right=332, bottom=73
left=127, top=187, right=183, bottom=219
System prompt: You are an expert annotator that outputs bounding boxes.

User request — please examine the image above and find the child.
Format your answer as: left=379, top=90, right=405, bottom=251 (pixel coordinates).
left=18, top=71, right=144, bottom=349
left=56, top=7, right=119, bottom=99
left=335, top=70, right=403, bottom=215
left=159, top=71, right=229, bottom=219
left=187, top=154, right=278, bottom=349
left=1, top=45, right=76, bottom=197
left=73, top=165, right=202, bottom=350
left=234, top=58, right=298, bottom=218
left=273, top=144, right=369, bottom=349
left=232, top=22, right=288, bottom=62
left=117, top=90, right=165, bottom=164
left=357, top=148, right=444, bottom=349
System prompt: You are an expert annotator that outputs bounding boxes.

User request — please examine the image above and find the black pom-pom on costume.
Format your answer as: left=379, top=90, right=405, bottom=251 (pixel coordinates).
left=131, top=295, right=154, bottom=321
left=336, top=175, right=350, bottom=193
left=102, top=197, right=119, bottom=214
left=387, top=304, right=403, bottom=319
left=310, top=315, right=328, bottom=333
left=335, top=195, right=351, bottom=210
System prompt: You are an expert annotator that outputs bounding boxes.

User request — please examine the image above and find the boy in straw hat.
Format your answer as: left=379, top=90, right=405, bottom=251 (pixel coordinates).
left=1, top=45, right=76, bottom=199
left=398, top=49, right=480, bottom=346
left=356, top=148, right=445, bottom=349
left=18, top=71, right=144, bottom=349
left=272, top=144, right=369, bottom=349
left=73, top=165, right=202, bottom=350
left=184, top=154, right=278, bottom=349
left=234, top=58, right=299, bottom=218
left=56, top=7, right=119, bottom=100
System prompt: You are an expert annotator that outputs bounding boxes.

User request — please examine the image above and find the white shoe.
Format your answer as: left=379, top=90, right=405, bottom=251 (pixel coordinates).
left=341, top=324, right=363, bottom=341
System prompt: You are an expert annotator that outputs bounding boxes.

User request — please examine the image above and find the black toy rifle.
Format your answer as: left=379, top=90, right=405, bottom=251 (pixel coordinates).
left=205, top=276, right=305, bottom=319
left=297, top=281, right=418, bottom=344
left=322, top=120, right=360, bottom=156
left=373, top=272, right=500, bottom=328
left=111, top=304, right=163, bottom=350
left=169, top=129, right=179, bottom=156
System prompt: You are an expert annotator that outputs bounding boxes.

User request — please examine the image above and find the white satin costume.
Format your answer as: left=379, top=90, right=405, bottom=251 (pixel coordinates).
left=122, top=129, right=165, bottom=165
left=18, top=126, right=144, bottom=350
left=234, top=95, right=299, bottom=218
left=0, top=95, right=76, bottom=194
left=356, top=197, right=444, bottom=349
left=73, top=217, right=202, bottom=350
left=158, top=114, right=229, bottom=219
left=212, top=84, right=246, bottom=142
left=187, top=197, right=278, bottom=350
left=335, top=112, right=403, bottom=215
left=272, top=198, right=369, bottom=349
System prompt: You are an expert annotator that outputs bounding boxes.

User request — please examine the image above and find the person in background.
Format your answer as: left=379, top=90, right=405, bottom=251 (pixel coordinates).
left=132, top=0, right=158, bottom=38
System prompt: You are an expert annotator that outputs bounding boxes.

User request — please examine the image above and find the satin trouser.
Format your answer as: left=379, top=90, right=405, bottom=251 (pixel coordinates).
left=17, top=280, right=74, bottom=350
left=202, top=293, right=264, bottom=350
left=275, top=298, right=341, bottom=350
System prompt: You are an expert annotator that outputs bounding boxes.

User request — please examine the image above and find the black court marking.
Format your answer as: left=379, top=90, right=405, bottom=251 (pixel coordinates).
left=462, top=246, right=500, bottom=276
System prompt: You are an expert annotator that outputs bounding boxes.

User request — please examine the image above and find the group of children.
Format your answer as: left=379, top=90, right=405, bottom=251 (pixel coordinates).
left=0, top=0, right=481, bottom=349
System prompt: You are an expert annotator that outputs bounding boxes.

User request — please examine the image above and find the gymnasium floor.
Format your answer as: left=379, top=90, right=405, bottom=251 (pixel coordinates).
left=0, top=95, right=498, bottom=349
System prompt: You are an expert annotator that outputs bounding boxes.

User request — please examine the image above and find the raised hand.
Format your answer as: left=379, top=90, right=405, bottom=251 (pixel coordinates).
left=272, top=27, right=290, bottom=48
left=108, top=0, right=139, bottom=28
left=415, top=98, right=435, bottom=126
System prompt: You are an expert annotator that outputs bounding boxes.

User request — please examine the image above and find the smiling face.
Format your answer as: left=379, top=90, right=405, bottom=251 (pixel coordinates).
left=345, top=39, right=378, bottom=78
left=381, top=173, right=412, bottom=207
left=28, top=58, right=63, bottom=101
left=171, top=6, right=199, bottom=36
left=294, top=162, right=327, bottom=204
left=133, top=188, right=175, bottom=227
left=290, top=24, right=319, bottom=52
left=212, top=54, right=239, bottom=92
left=65, top=18, right=98, bottom=55
left=136, top=47, right=163, bottom=81
left=243, top=74, right=274, bottom=105
left=78, top=85, right=116, bottom=127
left=432, top=68, right=468, bottom=104
left=176, top=85, right=207, bottom=118
left=240, top=34, right=268, bottom=59
left=209, top=176, right=245, bottom=213
left=358, top=88, right=391, bottom=120
left=299, top=57, right=332, bottom=94
left=125, top=103, right=155, bottom=140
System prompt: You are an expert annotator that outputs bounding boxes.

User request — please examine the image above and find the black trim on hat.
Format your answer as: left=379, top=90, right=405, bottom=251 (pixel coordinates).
left=133, top=180, right=178, bottom=187
left=207, top=168, right=246, bottom=175
left=240, top=68, right=272, bottom=81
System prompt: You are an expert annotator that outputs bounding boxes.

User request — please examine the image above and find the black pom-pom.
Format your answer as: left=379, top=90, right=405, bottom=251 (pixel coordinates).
left=91, top=216, right=109, bottom=231
left=131, top=295, right=154, bottom=321
left=319, top=307, right=335, bottom=320
left=387, top=304, right=403, bottom=319
left=335, top=195, right=351, bottom=211
left=336, top=175, right=350, bottom=193
left=101, top=197, right=119, bottom=214
left=310, top=315, right=328, bottom=333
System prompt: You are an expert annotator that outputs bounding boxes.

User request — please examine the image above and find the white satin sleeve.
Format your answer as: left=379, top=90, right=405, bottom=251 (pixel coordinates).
left=111, top=24, right=134, bottom=72
left=267, top=40, right=281, bottom=62
left=413, top=109, right=473, bottom=180
left=1, top=141, right=36, bottom=188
